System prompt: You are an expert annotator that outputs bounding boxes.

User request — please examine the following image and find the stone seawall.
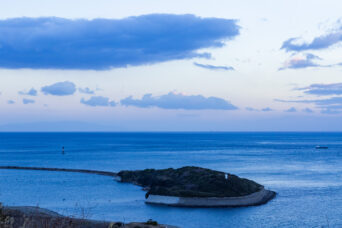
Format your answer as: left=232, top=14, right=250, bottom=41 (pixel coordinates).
left=146, top=188, right=276, bottom=207
left=0, top=166, right=118, bottom=177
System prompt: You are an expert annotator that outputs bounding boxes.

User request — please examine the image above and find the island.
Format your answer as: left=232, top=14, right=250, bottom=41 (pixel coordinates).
left=118, top=166, right=276, bottom=207
left=0, top=165, right=276, bottom=208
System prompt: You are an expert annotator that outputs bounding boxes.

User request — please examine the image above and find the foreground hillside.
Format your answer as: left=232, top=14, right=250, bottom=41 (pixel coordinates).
left=0, top=204, right=176, bottom=228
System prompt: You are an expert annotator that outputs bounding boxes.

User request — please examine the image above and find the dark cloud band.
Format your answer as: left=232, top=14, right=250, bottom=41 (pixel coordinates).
left=0, top=15, right=239, bottom=70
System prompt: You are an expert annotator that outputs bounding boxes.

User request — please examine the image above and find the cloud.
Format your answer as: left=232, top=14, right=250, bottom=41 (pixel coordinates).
left=302, top=108, right=314, bottom=113
left=246, top=107, right=258, bottom=111
left=285, top=107, right=297, bottom=112
left=275, top=97, right=342, bottom=114
left=281, top=31, right=342, bottom=52
left=7, top=100, right=15, bottom=104
left=79, top=87, right=95, bottom=94
left=23, top=98, right=35, bottom=104
left=18, top=88, right=37, bottom=96
left=81, top=96, right=116, bottom=107
left=320, top=108, right=342, bottom=114
left=0, top=121, right=112, bottom=132
left=41, top=81, right=76, bottom=96
left=0, top=15, right=240, bottom=70
left=297, top=83, right=342, bottom=96
left=306, top=97, right=342, bottom=106
left=279, top=53, right=323, bottom=70
left=261, top=107, right=273, bottom=112
left=193, top=62, right=234, bottom=71
left=275, top=97, right=342, bottom=105
left=120, top=92, right=237, bottom=110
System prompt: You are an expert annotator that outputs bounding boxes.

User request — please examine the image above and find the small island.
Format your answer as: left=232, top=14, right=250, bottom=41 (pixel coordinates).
left=118, top=166, right=276, bottom=207
left=0, top=165, right=276, bottom=208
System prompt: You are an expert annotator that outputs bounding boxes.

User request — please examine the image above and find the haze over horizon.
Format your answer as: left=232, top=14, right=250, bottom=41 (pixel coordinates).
left=1, top=0, right=342, bottom=131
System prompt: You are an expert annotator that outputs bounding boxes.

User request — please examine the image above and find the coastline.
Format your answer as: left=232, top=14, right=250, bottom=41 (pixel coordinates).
left=0, top=166, right=275, bottom=208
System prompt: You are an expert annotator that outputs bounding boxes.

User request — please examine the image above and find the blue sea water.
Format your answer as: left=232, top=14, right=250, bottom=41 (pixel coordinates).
left=0, top=132, right=342, bottom=227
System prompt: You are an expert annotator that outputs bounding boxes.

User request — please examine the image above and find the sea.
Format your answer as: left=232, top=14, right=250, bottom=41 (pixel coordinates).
left=0, top=132, right=341, bottom=227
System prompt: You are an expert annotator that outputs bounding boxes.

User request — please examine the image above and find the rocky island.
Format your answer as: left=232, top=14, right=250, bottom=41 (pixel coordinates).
left=118, top=166, right=276, bottom=207
left=0, top=165, right=276, bottom=208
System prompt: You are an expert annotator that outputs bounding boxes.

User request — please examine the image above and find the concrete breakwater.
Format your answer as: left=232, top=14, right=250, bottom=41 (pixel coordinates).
left=146, top=188, right=276, bottom=207
left=0, top=166, right=119, bottom=178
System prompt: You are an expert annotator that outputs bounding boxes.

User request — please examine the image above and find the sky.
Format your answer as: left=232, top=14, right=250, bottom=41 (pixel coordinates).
left=1, top=0, right=342, bottom=131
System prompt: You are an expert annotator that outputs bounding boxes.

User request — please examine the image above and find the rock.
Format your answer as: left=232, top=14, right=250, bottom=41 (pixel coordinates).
left=118, top=166, right=276, bottom=207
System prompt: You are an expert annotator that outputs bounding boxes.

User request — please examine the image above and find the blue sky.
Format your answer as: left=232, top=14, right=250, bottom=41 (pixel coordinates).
left=1, top=0, right=342, bottom=131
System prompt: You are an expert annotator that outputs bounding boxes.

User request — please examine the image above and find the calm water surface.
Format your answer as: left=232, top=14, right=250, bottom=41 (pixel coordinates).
left=0, top=132, right=342, bottom=227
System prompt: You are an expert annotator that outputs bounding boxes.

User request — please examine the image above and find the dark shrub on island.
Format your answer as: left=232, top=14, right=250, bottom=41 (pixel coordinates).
left=118, top=166, right=264, bottom=198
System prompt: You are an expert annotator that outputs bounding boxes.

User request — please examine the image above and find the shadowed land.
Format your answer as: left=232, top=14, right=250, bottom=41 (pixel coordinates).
left=0, top=204, right=176, bottom=228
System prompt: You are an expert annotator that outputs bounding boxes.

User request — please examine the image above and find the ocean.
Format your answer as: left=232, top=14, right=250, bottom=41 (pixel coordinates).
left=0, top=132, right=341, bottom=227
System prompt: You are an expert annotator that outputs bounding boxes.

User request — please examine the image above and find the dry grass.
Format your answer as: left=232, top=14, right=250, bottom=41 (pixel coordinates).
left=1, top=203, right=170, bottom=228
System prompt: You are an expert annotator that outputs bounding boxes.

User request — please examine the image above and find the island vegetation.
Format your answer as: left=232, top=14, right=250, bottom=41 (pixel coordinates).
left=118, top=166, right=264, bottom=198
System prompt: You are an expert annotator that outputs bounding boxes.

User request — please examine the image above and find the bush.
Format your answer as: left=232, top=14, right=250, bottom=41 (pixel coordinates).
left=145, top=219, right=158, bottom=225
left=118, top=166, right=263, bottom=197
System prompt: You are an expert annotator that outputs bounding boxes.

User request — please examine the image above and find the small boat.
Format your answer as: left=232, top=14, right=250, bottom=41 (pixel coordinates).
left=315, top=146, right=328, bottom=149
